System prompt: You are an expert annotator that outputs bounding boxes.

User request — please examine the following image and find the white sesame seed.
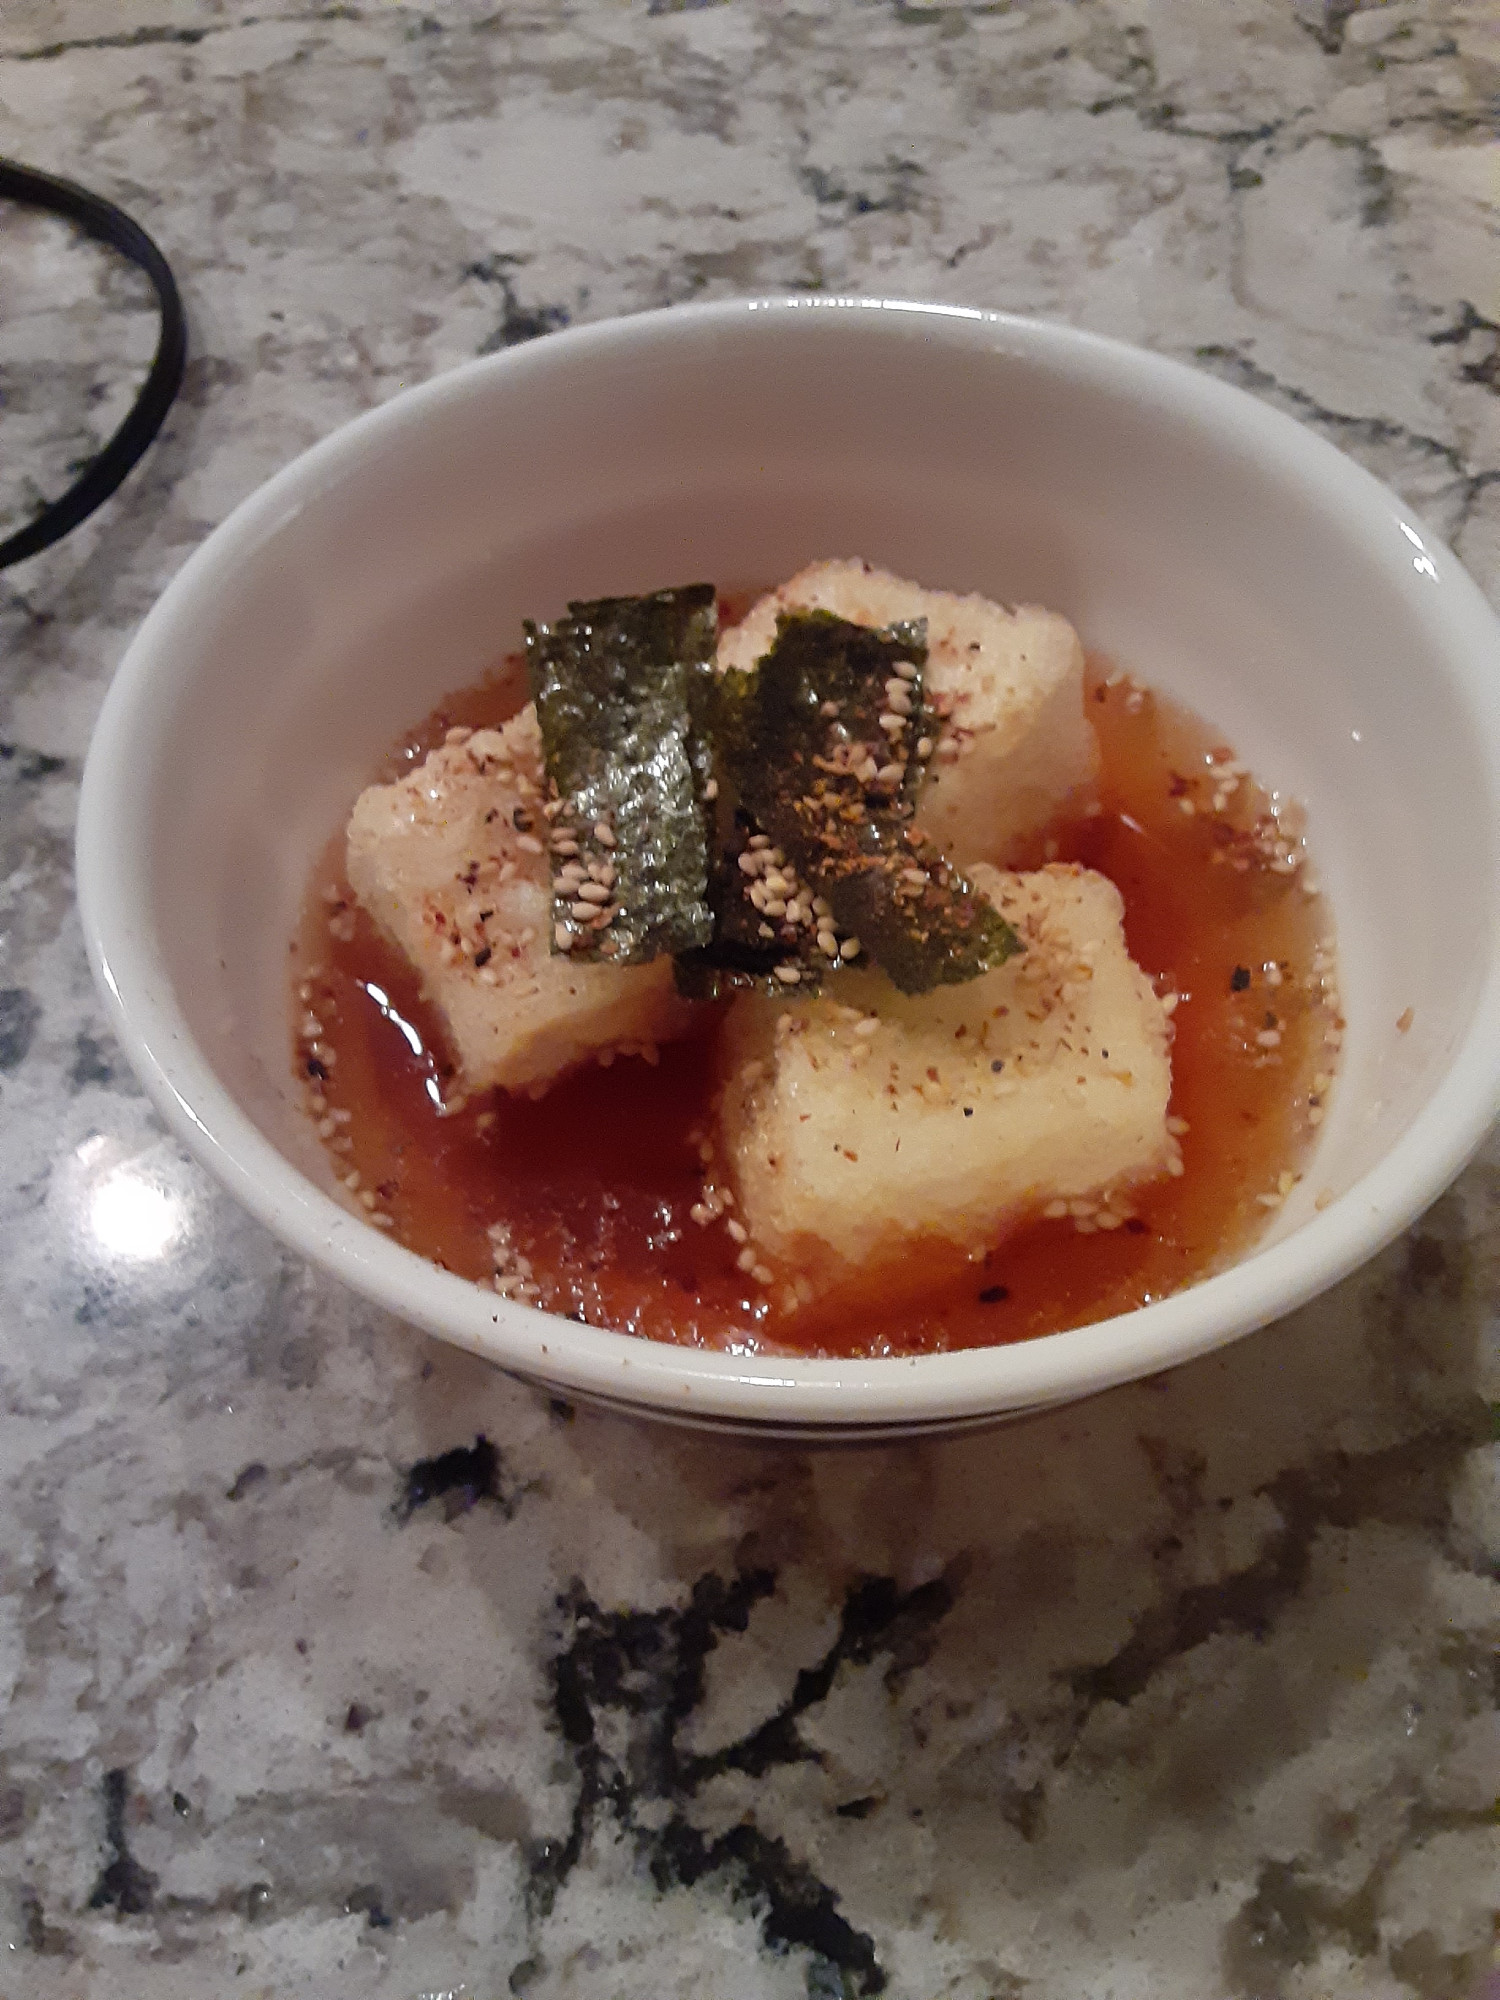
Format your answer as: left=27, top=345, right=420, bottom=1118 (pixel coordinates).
left=878, top=712, right=906, bottom=735
left=516, top=833, right=544, bottom=854
left=554, top=922, right=574, bottom=949
left=774, top=964, right=802, bottom=985
left=593, top=819, right=616, bottom=847
left=840, top=938, right=861, bottom=961
left=854, top=1017, right=880, bottom=1038
left=726, top=1219, right=748, bottom=1244
left=736, top=1247, right=758, bottom=1273
left=894, top=659, right=918, bottom=681
left=876, top=763, right=904, bottom=785
left=752, top=1263, right=773, bottom=1285
left=818, top=931, right=840, bottom=957
left=576, top=881, right=610, bottom=904
left=915, top=737, right=934, bottom=759
left=763, top=898, right=787, bottom=917
left=1255, top=1028, right=1282, bottom=1048
left=704, top=778, right=719, bottom=800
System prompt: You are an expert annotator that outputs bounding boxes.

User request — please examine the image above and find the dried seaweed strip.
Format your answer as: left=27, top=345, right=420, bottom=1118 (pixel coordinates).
left=526, top=585, right=718, bottom=965
left=724, top=611, right=1021, bottom=994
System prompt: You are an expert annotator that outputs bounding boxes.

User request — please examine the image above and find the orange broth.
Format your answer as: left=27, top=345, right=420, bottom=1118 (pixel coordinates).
left=291, top=654, right=1339, bottom=1358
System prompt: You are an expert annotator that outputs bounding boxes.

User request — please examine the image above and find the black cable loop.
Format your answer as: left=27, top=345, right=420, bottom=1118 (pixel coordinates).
left=0, top=157, right=187, bottom=570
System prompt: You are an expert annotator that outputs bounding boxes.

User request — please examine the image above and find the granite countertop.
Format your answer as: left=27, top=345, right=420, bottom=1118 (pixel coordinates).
left=2, top=3, right=1499, bottom=1994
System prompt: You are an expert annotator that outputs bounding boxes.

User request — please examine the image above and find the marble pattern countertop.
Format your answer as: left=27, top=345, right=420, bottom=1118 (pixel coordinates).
left=2, top=2, right=1499, bottom=1994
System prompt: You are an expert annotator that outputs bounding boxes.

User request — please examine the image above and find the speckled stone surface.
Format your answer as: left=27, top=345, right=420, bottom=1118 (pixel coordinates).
left=2, top=4, right=1499, bottom=1995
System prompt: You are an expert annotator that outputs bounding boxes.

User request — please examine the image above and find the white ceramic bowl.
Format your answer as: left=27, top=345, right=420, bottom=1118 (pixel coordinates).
left=77, top=298, right=1500, bottom=1437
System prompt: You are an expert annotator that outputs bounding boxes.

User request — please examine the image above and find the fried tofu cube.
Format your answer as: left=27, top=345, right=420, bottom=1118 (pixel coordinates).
left=346, top=707, right=696, bottom=1095
left=716, top=559, right=1097, bottom=867
left=717, top=863, right=1176, bottom=1286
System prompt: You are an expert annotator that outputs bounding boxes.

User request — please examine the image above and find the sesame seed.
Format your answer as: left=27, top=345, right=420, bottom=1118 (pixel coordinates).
left=774, top=964, right=802, bottom=985
left=554, top=922, right=574, bottom=949
left=570, top=899, right=598, bottom=920
left=876, top=763, right=904, bottom=785
left=576, top=881, right=610, bottom=904
left=752, top=1264, right=773, bottom=1285
left=878, top=712, right=906, bottom=735
left=516, top=833, right=544, bottom=854
left=704, top=778, right=719, bottom=800
left=736, top=1247, right=758, bottom=1273
left=818, top=931, right=840, bottom=957
left=726, top=1219, right=748, bottom=1244
left=593, top=820, right=616, bottom=847
left=749, top=834, right=771, bottom=851
left=854, top=1017, right=880, bottom=1038
left=840, top=938, right=861, bottom=961
left=915, top=737, right=934, bottom=759
left=738, top=851, right=760, bottom=876
left=894, top=659, right=918, bottom=681
left=885, top=687, right=913, bottom=716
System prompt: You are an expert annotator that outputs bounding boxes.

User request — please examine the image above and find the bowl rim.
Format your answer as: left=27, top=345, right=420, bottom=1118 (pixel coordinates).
left=76, top=294, right=1500, bottom=1425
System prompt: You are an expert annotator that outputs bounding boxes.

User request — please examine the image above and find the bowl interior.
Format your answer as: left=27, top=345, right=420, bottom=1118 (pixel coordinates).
left=82, top=302, right=1500, bottom=1426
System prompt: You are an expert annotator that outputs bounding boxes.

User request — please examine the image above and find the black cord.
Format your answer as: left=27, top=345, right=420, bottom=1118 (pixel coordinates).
left=0, top=157, right=187, bottom=571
